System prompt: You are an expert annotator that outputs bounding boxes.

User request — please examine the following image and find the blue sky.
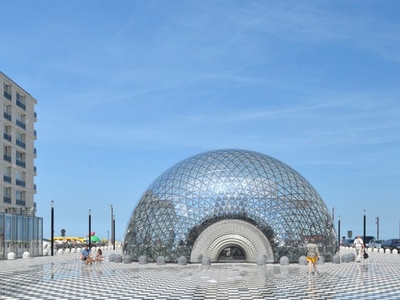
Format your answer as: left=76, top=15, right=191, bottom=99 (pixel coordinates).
left=1, top=1, right=399, bottom=241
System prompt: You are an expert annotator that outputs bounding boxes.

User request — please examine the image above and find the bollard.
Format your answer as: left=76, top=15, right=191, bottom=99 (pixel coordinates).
left=279, top=256, right=289, bottom=266
left=298, top=256, right=307, bottom=266
left=7, top=252, right=16, bottom=260
left=257, top=254, right=267, bottom=266
left=108, top=253, right=116, bottom=262
left=123, top=255, right=133, bottom=264
left=332, top=254, right=340, bottom=264
left=114, top=254, right=123, bottom=262
left=22, top=251, right=31, bottom=259
left=202, top=256, right=211, bottom=265
left=177, top=256, right=187, bottom=265
left=138, top=255, right=148, bottom=264
left=341, top=254, right=350, bottom=263
left=157, top=256, right=166, bottom=265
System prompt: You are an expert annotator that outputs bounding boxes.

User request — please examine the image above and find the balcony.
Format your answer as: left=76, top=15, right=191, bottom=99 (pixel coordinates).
left=3, top=90, right=12, bottom=100
left=3, top=133, right=12, bottom=142
left=3, top=154, right=11, bottom=162
left=4, top=111, right=11, bottom=121
left=16, top=139, right=26, bottom=149
left=16, top=179, right=26, bottom=187
left=16, top=159, right=26, bottom=168
left=16, top=199, right=26, bottom=206
left=3, top=175, right=11, bottom=183
left=34, top=111, right=37, bottom=119
left=16, top=119, right=26, bottom=130
left=34, top=166, right=37, bottom=173
left=16, top=99, right=26, bottom=110
left=3, top=197, right=11, bottom=204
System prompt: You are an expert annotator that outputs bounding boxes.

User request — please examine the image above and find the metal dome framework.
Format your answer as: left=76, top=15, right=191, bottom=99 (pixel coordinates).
left=124, top=149, right=337, bottom=262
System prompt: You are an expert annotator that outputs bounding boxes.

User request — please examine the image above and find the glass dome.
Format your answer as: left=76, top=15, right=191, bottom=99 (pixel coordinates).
left=124, top=149, right=337, bottom=262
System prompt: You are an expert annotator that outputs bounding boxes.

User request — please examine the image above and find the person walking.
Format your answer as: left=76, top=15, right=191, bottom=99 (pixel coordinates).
left=306, top=238, right=319, bottom=275
left=353, top=235, right=364, bottom=262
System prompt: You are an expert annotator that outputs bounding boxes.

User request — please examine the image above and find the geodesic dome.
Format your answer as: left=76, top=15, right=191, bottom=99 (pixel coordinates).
left=124, top=149, right=337, bottom=263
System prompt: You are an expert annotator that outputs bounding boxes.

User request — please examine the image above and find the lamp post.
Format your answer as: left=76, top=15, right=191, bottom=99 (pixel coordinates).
left=88, top=209, right=92, bottom=250
left=338, top=215, right=341, bottom=249
left=112, top=214, right=116, bottom=250
left=376, top=217, right=379, bottom=239
left=363, top=209, right=366, bottom=244
left=110, top=205, right=113, bottom=247
left=51, top=200, right=54, bottom=256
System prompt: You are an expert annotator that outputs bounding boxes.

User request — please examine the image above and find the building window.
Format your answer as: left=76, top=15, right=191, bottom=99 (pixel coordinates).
left=16, top=190, right=26, bottom=206
left=16, top=112, right=26, bottom=130
left=3, top=187, right=11, bottom=204
left=3, top=166, right=11, bottom=183
left=16, top=131, right=26, bottom=148
left=3, top=103, right=12, bottom=121
left=16, top=92, right=26, bottom=110
left=3, top=83, right=12, bottom=100
left=16, top=150, right=26, bottom=168
left=3, top=124, right=12, bottom=142
left=3, top=145, right=11, bottom=162
left=16, top=170, right=26, bottom=187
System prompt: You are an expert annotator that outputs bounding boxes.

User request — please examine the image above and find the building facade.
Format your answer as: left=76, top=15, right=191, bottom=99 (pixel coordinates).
left=124, top=149, right=338, bottom=263
left=0, top=72, right=42, bottom=258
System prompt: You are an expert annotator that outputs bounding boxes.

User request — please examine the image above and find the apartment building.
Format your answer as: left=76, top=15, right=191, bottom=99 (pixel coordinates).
left=1, top=72, right=42, bottom=258
left=1, top=71, right=37, bottom=214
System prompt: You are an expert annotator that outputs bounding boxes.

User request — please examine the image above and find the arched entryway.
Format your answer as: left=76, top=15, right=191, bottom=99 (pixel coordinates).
left=190, top=219, right=274, bottom=263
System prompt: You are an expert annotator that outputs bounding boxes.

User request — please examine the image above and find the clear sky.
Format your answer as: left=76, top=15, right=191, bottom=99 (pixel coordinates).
left=1, top=1, right=399, bottom=241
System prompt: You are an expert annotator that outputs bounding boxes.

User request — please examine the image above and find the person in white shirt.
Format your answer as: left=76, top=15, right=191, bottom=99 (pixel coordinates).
left=353, top=235, right=364, bottom=262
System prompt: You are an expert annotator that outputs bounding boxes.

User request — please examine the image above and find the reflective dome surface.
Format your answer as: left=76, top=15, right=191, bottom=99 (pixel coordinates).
left=124, top=149, right=337, bottom=262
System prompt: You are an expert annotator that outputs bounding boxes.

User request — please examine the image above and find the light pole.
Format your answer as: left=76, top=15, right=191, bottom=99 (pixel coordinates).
left=112, top=214, right=116, bottom=250
left=338, top=215, right=341, bottom=249
left=376, top=217, right=379, bottom=239
left=88, top=209, right=92, bottom=250
left=110, top=205, right=113, bottom=247
left=363, top=209, right=366, bottom=244
left=107, top=230, right=109, bottom=243
left=51, top=200, right=54, bottom=256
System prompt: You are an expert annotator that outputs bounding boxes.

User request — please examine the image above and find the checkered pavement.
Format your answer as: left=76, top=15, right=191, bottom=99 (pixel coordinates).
left=1, top=249, right=400, bottom=299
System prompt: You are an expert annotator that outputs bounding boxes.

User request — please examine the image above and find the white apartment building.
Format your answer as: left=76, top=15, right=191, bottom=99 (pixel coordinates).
left=1, top=71, right=37, bottom=216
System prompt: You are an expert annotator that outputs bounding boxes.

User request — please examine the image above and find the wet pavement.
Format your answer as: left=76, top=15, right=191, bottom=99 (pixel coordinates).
left=1, top=248, right=400, bottom=299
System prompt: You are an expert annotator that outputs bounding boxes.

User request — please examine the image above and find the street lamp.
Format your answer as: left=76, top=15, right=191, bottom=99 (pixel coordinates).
left=88, top=209, right=92, bottom=250
left=110, top=205, right=113, bottom=247
left=338, top=215, right=341, bottom=250
left=363, top=209, right=366, bottom=244
left=112, top=214, right=116, bottom=250
left=376, top=217, right=379, bottom=239
left=51, top=200, right=54, bottom=256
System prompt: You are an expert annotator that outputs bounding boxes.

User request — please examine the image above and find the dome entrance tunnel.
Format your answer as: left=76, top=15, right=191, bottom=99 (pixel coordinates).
left=190, top=219, right=274, bottom=263
left=124, top=149, right=338, bottom=263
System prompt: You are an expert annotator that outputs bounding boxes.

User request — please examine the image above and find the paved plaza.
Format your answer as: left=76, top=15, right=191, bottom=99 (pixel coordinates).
left=1, top=249, right=399, bottom=300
